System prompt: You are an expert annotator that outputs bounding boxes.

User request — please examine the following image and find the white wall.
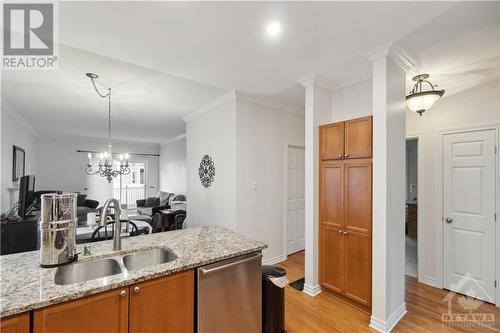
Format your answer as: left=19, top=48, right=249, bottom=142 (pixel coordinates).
left=406, top=78, right=500, bottom=287
left=159, top=137, right=187, bottom=195
left=185, top=96, right=237, bottom=231
left=331, top=79, right=372, bottom=122
left=185, top=92, right=305, bottom=262
left=236, top=98, right=304, bottom=262
left=1, top=102, right=37, bottom=211
left=35, top=136, right=160, bottom=201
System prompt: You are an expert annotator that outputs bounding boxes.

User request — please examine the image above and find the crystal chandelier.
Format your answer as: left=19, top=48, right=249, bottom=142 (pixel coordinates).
left=85, top=73, right=130, bottom=183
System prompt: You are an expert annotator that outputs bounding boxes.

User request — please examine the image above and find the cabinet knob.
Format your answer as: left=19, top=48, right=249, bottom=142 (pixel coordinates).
left=343, top=231, right=348, bottom=235
left=120, top=290, right=127, bottom=297
left=337, top=154, right=343, bottom=158
left=344, top=154, right=349, bottom=158
left=133, top=286, right=140, bottom=294
left=338, top=230, right=342, bottom=234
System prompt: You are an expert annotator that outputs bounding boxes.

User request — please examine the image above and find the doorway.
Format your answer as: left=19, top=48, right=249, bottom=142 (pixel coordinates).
left=112, top=161, right=146, bottom=209
left=442, top=129, right=496, bottom=303
left=405, top=139, right=418, bottom=278
left=286, top=146, right=305, bottom=255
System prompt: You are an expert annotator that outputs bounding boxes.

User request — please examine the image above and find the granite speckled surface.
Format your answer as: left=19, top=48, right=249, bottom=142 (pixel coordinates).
left=0, top=225, right=266, bottom=318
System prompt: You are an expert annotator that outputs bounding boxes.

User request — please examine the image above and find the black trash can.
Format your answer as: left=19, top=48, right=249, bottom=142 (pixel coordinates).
left=262, top=265, right=286, bottom=333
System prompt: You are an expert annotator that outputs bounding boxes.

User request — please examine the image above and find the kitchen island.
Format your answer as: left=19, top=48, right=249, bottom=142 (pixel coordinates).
left=0, top=225, right=266, bottom=332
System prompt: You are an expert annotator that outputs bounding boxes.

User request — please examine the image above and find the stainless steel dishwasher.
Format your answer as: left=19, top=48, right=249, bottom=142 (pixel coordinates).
left=197, top=252, right=262, bottom=333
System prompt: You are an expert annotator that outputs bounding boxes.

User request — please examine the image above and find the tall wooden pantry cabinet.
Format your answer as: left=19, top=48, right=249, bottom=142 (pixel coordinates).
left=319, top=116, right=372, bottom=308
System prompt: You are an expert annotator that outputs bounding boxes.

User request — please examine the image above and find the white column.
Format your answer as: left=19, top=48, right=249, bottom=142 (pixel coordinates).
left=299, top=74, right=332, bottom=297
left=364, top=42, right=415, bottom=332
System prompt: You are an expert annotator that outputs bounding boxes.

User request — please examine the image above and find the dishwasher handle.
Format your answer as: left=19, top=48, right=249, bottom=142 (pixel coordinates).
left=199, top=253, right=263, bottom=275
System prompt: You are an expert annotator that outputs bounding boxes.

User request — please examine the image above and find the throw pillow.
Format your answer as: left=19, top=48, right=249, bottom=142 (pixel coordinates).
left=77, top=194, right=87, bottom=207
left=145, top=197, right=160, bottom=207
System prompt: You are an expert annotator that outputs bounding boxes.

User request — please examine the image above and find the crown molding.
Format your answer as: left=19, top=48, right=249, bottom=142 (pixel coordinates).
left=1, top=99, right=38, bottom=136
left=363, top=41, right=417, bottom=72
left=330, top=73, right=371, bottom=92
left=389, top=45, right=417, bottom=72
left=160, top=133, right=186, bottom=145
left=182, top=90, right=236, bottom=123
left=235, top=92, right=304, bottom=116
left=183, top=89, right=304, bottom=123
left=297, top=73, right=335, bottom=91
left=363, top=41, right=393, bottom=62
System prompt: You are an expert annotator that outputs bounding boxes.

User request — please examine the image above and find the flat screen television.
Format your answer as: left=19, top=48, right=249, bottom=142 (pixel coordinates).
left=18, top=175, right=35, bottom=217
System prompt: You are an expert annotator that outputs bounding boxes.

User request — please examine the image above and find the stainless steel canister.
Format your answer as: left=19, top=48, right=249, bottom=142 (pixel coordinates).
left=40, top=193, right=78, bottom=267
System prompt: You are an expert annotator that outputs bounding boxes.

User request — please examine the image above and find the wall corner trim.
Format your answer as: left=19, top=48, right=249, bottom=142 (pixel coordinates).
left=182, top=90, right=237, bottom=123
left=234, top=91, right=304, bottom=116
left=363, top=41, right=417, bottom=72
left=160, top=133, right=186, bottom=145
left=1, top=99, right=38, bottom=136
left=303, top=284, right=322, bottom=297
left=297, top=73, right=335, bottom=91
left=369, top=303, right=407, bottom=333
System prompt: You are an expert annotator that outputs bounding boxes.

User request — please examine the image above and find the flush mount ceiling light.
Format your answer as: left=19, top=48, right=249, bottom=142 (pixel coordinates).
left=406, top=74, right=445, bottom=116
left=266, top=21, right=282, bottom=37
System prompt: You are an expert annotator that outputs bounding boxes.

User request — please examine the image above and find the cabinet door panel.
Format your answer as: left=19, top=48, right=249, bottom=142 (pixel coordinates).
left=320, top=161, right=344, bottom=229
left=344, top=232, right=371, bottom=307
left=129, top=270, right=194, bottom=333
left=0, top=313, right=30, bottom=333
left=345, top=117, right=372, bottom=159
left=320, top=226, right=345, bottom=293
left=34, top=288, right=128, bottom=333
left=344, top=160, right=372, bottom=234
left=320, top=122, right=344, bottom=160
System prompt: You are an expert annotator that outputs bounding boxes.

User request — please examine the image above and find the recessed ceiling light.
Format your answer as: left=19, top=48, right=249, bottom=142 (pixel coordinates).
left=266, top=21, right=281, bottom=37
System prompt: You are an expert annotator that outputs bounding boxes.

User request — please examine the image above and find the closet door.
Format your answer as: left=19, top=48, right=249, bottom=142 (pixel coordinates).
left=320, top=122, right=345, bottom=160
left=320, top=225, right=345, bottom=293
left=344, top=231, right=371, bottom=307
left=344, top=159, right=372, bottom=234
left=345, top=116, right=372, bottom=159
left=320, top=161, right=344, bottom=229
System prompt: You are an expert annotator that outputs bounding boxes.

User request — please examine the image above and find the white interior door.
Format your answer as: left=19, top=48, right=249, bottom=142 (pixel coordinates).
left=443, top=129, right=496, bottom=303
left=287, top=146, right=305, bottom=255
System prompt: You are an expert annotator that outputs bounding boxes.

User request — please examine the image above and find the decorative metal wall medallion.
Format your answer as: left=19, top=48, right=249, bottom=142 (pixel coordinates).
left=199, top=155, right=215, bottom=188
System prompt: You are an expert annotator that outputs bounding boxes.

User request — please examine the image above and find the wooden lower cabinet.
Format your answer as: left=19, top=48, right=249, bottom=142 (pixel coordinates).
left=344, top=231, right=371, bottom=307
left=129, top=270, right=194, bottom=333
left=34, top=288, right=129, bottom=333
left=0, top=313, right=30, bottom=333
left=319, top=225, right=345, bottom=294
left=33, top=270, right=194, bottom=333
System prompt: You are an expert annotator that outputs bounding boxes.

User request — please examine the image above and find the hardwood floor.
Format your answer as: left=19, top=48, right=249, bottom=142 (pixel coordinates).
left=276, top=251, right=500, bottom=332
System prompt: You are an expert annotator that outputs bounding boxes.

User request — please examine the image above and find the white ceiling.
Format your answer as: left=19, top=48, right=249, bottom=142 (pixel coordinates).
left=3, top=1, right=497, bottom=144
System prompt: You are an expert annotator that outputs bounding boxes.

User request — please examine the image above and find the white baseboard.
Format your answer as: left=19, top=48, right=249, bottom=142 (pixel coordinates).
left=420, top=275, right=439, bottom=289
left=303, top=284, right=322, bottom=297
left=262, top=254, right=286, bottom=265
left=369, top=303, right=407, bottom=333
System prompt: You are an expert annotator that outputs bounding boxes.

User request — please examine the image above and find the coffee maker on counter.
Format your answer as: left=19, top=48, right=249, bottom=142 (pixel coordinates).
left=39, top=193, right=78, bottom=267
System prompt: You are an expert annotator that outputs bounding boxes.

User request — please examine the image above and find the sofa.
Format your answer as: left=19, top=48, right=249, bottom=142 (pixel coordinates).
left=136, top=191, right=186, bottom=217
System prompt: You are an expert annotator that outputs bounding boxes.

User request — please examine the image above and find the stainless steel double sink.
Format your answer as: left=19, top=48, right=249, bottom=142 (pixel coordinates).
left=54, top=248, right=177, bottom=285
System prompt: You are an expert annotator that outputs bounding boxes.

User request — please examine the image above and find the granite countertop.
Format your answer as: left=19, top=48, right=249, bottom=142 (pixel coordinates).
left=0, top=225, right=267, bottom=318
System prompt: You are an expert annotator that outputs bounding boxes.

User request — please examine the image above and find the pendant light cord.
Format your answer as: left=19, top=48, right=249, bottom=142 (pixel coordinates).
left=89, top=77, right=112, bottom=140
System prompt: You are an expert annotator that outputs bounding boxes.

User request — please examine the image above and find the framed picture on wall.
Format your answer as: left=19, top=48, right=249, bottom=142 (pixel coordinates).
left=12, top=145, right=25, bottom=182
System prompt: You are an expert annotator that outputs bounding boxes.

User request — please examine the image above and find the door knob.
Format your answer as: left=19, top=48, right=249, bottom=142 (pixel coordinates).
left=120, top=290, right=127, bottom=297
left=133, top=286, right=140, bottom=294
left=445, top=217, right=453, bottom=223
